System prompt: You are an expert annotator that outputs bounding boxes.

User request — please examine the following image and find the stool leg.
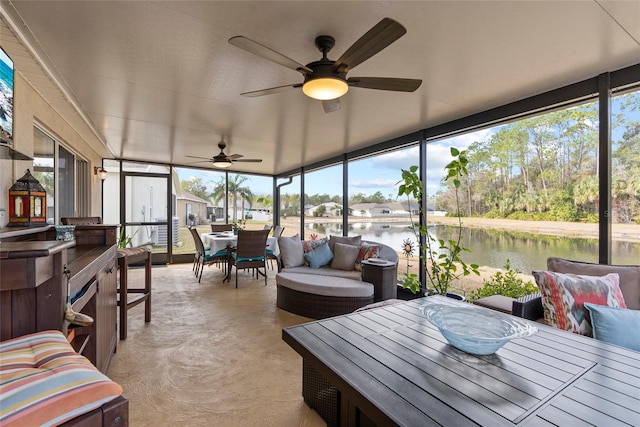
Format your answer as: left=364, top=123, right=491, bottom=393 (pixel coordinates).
left=144, top=253, right=151, bottom=322
left=119, top=259, right=128, bottom=340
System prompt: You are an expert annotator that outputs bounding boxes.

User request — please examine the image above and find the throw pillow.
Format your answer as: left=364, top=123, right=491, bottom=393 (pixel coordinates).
left=547, top=257, right=640, bottom=310
left=278, top=234, right=305, bottom=268
left=532, top=270, right=627, bottom=336
left=328, top=235, right=361, bottom=252
left=304, top=241, right=334, bottom=269
left=302, top=237, right=328, bottom=253
left=584, top=303, right=640, bottom=351
left=331, top=242, right=360, bottom=271
left=354, top=243, right=381, bottom=272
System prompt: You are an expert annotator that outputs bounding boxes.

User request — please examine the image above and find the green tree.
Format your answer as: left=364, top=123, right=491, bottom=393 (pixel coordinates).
left=181, top=177, right=209, bottom=200
left=314, top=205, right=327, bottom=217
left=210, top=174, right=253, bottom=221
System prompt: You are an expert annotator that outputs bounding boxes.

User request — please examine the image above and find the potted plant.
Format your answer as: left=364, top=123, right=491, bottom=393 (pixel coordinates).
left=231, top=218, right=246, bottom=235
left=397, top=147, right=479, bottom=298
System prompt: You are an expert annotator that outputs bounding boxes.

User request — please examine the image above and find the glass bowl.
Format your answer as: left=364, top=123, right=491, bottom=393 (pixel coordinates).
left=421, top=302, right=537, bottom=355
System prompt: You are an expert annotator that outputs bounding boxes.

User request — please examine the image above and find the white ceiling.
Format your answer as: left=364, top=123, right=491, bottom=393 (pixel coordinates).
left=2, top=1, right=640, bottom=176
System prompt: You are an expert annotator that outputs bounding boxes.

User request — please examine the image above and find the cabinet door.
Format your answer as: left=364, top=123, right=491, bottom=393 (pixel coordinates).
left=95, top=256, right=118, bottom=373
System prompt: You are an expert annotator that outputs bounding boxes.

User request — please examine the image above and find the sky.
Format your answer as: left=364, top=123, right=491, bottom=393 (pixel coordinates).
left=176, top=127, right=495, bottom=200
left=175, top=91, right=637, bottom=201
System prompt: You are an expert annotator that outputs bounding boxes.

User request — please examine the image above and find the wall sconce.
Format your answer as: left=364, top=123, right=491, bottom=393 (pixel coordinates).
left=94, top=167, right=107, bottom=181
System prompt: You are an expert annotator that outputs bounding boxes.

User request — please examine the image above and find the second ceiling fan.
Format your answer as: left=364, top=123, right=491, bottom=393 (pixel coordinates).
left=229, top=17, right=422, bottom=113
left=186, top=140, right=262, bottom=168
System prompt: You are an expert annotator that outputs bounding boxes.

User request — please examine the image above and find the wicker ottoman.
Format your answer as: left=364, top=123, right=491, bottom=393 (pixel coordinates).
left=276, top=272, right=374, bottom=319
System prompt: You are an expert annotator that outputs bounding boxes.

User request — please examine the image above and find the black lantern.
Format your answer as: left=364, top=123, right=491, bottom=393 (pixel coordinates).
left=8, top=169, right=47, bottom=227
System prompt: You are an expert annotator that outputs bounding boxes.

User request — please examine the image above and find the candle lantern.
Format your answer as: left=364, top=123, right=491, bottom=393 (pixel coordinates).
left=8, top=169, right=47, bottom=227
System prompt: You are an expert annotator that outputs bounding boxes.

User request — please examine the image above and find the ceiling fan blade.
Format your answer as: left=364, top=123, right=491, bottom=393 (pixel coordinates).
left=185, top=160, right=213, bottom=164
left=185, top=155, right=213, bottom=160
left=232, top=159, right=262, bottom=163
left=241, top=83, right=302, bottom=97
left=323, top=98, right=341, bottom=113
left=227, top=154, right=244, bottom=159
left=229, top=36, right=312, bottom=74
left=348, top=77, right=422, bottom=92
left=333, top=18, right=406, bottom=73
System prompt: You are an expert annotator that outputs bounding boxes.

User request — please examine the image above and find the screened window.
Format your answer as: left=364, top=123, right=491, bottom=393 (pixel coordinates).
left=32, top=126, right=88, bottom=224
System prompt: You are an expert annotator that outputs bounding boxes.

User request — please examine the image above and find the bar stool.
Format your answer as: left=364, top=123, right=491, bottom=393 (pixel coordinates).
left=116, top=247, right=151, bottom=340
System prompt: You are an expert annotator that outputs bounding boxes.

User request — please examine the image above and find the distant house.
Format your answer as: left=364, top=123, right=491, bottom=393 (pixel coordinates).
left=349, top=202, right=410, bottom=217
left=207, top=202, right=224, bottom=223
left=307, top=202, right=342, bottom=217
left=426, top=205, right=447, bottom=216
left=349, top=203, right=377, bottom=217
left=401, top=201, right=420, bottom=215
left=176, top=189, right=210, bottom=226
left=304, top=204, right=315, bottom=216
left=246, top=202, right=272, bottom=222
left=370, top=202, right=408, bottom=216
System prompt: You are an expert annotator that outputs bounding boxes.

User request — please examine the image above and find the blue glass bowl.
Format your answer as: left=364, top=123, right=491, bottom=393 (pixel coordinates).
left=421, top=302, right=538, bottom=355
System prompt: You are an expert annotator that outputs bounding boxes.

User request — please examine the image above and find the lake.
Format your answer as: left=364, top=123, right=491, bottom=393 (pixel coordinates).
left=307, top=221, right=640, bottom=274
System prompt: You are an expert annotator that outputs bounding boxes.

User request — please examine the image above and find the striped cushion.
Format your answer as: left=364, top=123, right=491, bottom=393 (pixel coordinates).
left=0, top=330, right=123, bottom=427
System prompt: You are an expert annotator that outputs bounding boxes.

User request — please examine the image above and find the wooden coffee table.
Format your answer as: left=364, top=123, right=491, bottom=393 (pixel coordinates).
left=283, top=296, right=640, bottom=426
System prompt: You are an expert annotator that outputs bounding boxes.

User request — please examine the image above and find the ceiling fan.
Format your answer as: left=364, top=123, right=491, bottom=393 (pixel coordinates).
left=229, top=17, right=422, bottom=113
left=186, top=140, right=262, bottom=168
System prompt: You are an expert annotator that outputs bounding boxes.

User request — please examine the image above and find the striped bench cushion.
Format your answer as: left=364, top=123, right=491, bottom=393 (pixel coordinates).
left=0, top=330, right=122, bottom=427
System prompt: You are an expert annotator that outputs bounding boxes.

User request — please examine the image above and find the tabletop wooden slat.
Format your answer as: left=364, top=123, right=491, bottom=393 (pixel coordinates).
left=283, top=296, right=640, bottom=427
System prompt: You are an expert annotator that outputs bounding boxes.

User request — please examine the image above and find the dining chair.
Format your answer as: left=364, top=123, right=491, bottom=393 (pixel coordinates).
left=188, top=226, right=206, bottom=275
left=225, top=229, right=271, bottom=288
left=211, top=223, right=233, bottom=232
left=190, top=227, right=228, bottom=283
left=266, top=225, right=284, bottom=269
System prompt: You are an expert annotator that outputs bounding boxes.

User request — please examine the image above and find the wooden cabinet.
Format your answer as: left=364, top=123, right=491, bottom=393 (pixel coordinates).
left=95, top=256, right=117, bottom=372
left=0, top=225, right=119, bottom=374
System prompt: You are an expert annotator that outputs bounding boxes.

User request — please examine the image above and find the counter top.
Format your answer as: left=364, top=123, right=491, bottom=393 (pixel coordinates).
left=0, top=240, right=76, bottom=259
left=0, top=225, right=53, bottom=239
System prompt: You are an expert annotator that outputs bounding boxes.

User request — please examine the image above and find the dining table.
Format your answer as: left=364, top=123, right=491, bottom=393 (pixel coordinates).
left=283, top=295, right=640, bottom=427
left=201, top=231, right=279, bottom=256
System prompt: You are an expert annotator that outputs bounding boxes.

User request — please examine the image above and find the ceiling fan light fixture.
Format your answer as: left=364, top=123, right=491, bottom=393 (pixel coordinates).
left=302, top=77, right=348, bottom=100
left=213, top=160, right=232, bottom=168
left=212, top=155, right=233, bottom=168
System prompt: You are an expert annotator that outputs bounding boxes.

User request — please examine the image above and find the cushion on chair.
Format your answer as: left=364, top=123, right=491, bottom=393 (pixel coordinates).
left=532, top=271, right=627, bottom=336
left=278, top=234, right=305, bottom=268
left=331, top=242, right=360, bottom=271
left=232, top=252, right=264, bottom=262
left=584, top=303, right=640, bottom=351
left=0, top=330, right=123, bottom=427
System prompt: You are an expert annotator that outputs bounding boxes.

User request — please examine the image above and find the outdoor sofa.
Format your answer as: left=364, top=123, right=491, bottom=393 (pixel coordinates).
left=275, top=235, right=398, bottom=319
left=477, top=257, right=640, bottom=352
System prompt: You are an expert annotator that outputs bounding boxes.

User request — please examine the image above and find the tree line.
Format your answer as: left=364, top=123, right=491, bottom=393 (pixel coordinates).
left=434, top=92, right=639, bottom=224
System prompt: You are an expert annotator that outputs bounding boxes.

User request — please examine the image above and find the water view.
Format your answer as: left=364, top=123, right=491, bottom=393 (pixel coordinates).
left=308, top=221, right=640, bottom=274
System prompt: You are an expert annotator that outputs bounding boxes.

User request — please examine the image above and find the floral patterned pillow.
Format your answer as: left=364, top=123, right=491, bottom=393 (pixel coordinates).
left=532, top=271, right=627, bottom=337
left=302, top=237, right=328, bottom=253
left=354, top=244, right=381, bottom=272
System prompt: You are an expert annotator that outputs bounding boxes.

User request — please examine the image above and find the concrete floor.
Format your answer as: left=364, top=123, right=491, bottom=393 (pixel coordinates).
left=108, top=262, right=326, bottom=426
